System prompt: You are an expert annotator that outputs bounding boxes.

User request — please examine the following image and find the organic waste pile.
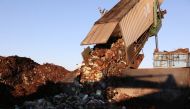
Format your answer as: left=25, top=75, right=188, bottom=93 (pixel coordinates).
left=79, top=37, right=128, bottom=83
left=0, top=56, right=117, bottom=109
left=0, top=56, right=77, bottom=106
left=0, top=38, right=131, bottom=109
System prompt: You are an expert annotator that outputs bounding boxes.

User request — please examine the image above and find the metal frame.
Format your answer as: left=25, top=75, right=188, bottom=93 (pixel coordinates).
left=154, top=51, right=190, bottom=68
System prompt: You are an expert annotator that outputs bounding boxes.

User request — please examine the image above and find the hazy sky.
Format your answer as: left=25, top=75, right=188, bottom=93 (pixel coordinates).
left=0, top=0, right=190, bottom=70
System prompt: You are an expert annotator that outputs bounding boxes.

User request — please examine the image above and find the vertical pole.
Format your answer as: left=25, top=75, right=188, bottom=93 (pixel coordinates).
left=187, top=53, right=190, bottom=67
left=155, top=34, right=159, bottom=52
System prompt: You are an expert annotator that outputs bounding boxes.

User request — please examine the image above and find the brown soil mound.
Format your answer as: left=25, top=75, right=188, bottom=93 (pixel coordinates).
left=0, top=56, right=74, bottom=106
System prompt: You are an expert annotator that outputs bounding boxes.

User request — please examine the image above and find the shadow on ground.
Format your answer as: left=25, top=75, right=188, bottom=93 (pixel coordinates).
left=0, top=74, right=190, bottom=109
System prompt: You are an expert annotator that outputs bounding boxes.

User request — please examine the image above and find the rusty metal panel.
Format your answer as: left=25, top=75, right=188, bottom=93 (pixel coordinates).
left=110, top=88, right=160, bottom=102
left=110, top=87, right=183, bottom=102
left=122, top=68, right=190, bottom=88
left=109, top=68, right=190, bottom=102
left=119, top=0, right=154, bottom=47
left=96, top=0, right=139, bottom=24
left=81, top=22, right=118, bottom=45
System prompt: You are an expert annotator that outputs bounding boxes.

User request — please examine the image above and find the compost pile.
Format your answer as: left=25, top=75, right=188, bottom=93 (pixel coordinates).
left=0, top=56, right=75, bottom=105
left=79, top=37, right=128, bottom=83
left=0, top=38, right=131, bottom=108
left=0, top=56, right=109, bottom=109
left=18, top=37, right=129, bottom=109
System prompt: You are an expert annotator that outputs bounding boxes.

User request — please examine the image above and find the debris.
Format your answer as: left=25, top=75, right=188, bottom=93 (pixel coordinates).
left=79, top=37, right=128, bottom=83
left=21, top=87, right=107, bottom=109
left=96, top=90, right=102, bottom=96
left=82, top=94, right=88, bottom=101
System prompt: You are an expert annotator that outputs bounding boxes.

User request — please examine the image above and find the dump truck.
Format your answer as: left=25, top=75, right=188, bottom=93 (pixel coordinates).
left=79, top=0, right=190, bottom=103
left=81, top=0, right=165, bottom=68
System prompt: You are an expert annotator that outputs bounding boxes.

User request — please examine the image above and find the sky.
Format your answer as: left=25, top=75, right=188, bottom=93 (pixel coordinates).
left=0, top=0, right=190, bottom=70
